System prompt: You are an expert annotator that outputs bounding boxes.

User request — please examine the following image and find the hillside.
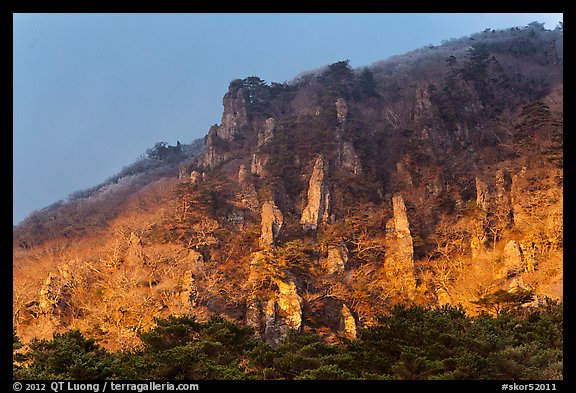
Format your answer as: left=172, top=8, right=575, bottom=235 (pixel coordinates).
left=13, top=23, right=562, bottom=353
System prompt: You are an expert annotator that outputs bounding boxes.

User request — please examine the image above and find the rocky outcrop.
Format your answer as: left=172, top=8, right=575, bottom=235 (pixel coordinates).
left=509, top=277, right=531, bottom=293
left=340, top=141, right=362, bottom=175
left=32, top=271, right=75, bottom=335
left=178, top=167, right=187, bottom=179
left=392, top=194, right=411, bottom=239
left=246, top=253, right=303, bottom=347
left=226, top=209, right=245, bottom=226
left=339, top=304, right=357, bottom=340
left=472, top=171, right=516, bottom=259
left=496, top=240, right=524, bottom=279
left=266, top=276, right=303, bottom=343
left=200, top=81, right=250, bottom=168
left=519, top=241, right=536, bottom=273
left=251, top=153, right=269, bottom=176
left=323, top=243, right=348, bottom=275
left=202, top=127, right=231, bottom=169
left=236, top=162, right=260, bottom=212
left=509, top=165, right=562, bottom=274
left=190, top=170, right=202, bottom=185
left=238, top=164, right=248, bottom=185
left=301, top=155, right=331, bottom=230
left=333, top=98, right=361, bottom=175
left=177, top=270, right=198, bottom=313
left=217, top=85, right=249, bottom=142
left=247, top=280, right=302, bottom=347
left=237, top=183, right=260, bottom=212
left=475, top=177, right=490, bottom=211
left=257, top=117, right=276, bottom=147
left=245, top=297, right=264, bottom=339
left=39, top=272, right=73, bottom=316
left=260, top=201, right=283, bottom=247
left=385, top=194, right=416, bottom=291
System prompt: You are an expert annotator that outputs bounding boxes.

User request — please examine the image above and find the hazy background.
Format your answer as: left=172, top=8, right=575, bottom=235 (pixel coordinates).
left=13, top=13, right=563, bottom=225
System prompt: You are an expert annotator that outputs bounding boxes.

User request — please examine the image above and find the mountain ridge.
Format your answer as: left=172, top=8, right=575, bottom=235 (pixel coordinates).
left=13, top=23, right=563, bottom=350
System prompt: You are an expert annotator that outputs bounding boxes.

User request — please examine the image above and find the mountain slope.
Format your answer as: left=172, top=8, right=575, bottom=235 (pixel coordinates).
left=13, top=23, right=563, bottom=350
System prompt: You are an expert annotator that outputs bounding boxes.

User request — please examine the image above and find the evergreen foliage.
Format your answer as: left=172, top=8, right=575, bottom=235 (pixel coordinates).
left=14, top=302, right=562, bottom=380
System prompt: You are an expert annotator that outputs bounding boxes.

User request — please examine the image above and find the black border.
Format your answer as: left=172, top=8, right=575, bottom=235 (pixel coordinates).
left=8, top=3, right=570, bottom=390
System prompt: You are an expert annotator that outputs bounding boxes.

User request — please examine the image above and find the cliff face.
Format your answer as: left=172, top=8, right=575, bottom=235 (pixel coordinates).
left=13, top=25, right=563, bottom=350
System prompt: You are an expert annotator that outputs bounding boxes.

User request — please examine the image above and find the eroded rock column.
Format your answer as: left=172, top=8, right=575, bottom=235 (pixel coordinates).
left=301, top=155, right=331, bottom=230
left=384, top=194, right=416, bottom=291
left=260, top=201, right=283, bottom=247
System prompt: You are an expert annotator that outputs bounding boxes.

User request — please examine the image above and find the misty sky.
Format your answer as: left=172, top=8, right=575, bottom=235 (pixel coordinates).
left=13, top=13, right=563, bottom=225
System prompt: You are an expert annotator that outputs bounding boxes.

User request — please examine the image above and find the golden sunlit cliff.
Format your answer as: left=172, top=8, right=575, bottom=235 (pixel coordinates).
left=13, top=23, right=562, bottom=351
